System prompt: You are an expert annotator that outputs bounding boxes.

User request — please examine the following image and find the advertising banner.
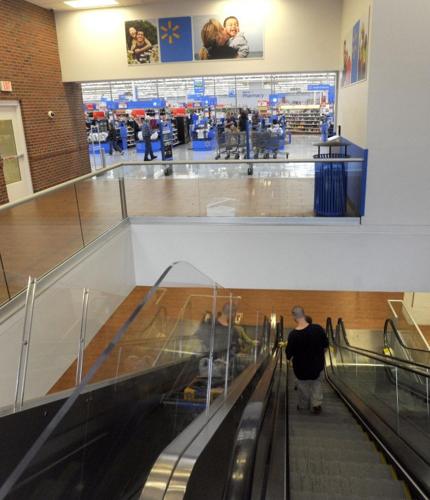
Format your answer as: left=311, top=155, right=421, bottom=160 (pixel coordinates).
left=158, top=16, right=193, bottom=63
left=125, top=19, right=160, bottom=65
left=193, top=14, right=264, bottom=61
left=125, top=12, right=264, bottom=65
left=341, top=8, right=369, bottom=87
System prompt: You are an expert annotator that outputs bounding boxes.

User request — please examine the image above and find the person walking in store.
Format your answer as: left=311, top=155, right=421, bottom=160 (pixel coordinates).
left=107, top=123, right=123, bottom=155
left=140, top=116, right=157, bottom=162
left=286, top=306, right=328, bottom=414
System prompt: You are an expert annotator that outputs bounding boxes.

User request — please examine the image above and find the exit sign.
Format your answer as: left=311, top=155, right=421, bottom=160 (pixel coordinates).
left=0, top=81, right=13, bottom=92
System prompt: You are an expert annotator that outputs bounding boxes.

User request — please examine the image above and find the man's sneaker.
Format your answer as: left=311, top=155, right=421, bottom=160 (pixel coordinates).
left=312, top=405, right=322, bottom=415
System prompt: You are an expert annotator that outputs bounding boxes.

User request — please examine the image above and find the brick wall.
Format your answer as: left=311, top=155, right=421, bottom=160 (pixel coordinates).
left=0, top=0, right=90, bottom=203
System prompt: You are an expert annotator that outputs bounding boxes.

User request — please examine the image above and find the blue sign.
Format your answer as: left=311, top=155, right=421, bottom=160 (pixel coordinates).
left=159, top=17, right=193, bottom=63
left=351, top=20, right=360, bottom=83
left=187, top=95, right=217, bottom=106
left=194, top=78, right=205, bottom=96
left=307, top=84, right=331, bottom=91
left=269, top=93, right=286, bottom=105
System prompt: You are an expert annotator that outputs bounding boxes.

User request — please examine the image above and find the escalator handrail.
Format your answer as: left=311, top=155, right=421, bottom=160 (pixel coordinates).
left=326, top=318, right=430, bottom=376
left=223, top=349, right=281, bottom=500
left=384, top=318, right=430, bottom=354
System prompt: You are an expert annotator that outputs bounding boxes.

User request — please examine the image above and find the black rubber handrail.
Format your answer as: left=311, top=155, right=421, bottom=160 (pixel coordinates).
left=384, top=318, right=430, bottom=354
left=326, top=318, right=430, bottom=376
left=223, top=350, right=281, bottom=500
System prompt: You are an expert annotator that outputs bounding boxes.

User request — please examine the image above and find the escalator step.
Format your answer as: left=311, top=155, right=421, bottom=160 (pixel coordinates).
left=290, top=447, right=382, bottom=465
left=290, top=474, right=406, bottom=498
left=290, top=459, right=393, bottom=480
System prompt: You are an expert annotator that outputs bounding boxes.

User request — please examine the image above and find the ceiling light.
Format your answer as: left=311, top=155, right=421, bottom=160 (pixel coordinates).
left=64, top=0, right=118, bottom=8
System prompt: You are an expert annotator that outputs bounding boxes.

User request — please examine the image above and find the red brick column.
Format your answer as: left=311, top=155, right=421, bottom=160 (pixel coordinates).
left=0, top=0, right=91, bottom=201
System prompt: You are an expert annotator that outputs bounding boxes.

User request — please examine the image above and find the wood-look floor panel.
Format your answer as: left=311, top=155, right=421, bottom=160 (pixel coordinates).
left=49, top=287, right=402, bottom=394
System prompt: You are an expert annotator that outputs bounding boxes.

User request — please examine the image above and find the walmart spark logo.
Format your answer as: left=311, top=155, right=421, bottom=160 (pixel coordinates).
left=158, top=16, right=193, bottom=63
left=161, top=20, right=181, bottom=45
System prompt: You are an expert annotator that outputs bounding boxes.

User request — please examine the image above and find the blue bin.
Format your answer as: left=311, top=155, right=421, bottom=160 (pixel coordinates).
left=314, top=162, right=347, bottom=216
left=136, top=140, right=161, bottom=153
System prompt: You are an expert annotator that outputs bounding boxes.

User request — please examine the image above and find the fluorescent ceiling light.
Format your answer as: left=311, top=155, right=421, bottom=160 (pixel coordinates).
left=64, top=0, right=118, bottom=8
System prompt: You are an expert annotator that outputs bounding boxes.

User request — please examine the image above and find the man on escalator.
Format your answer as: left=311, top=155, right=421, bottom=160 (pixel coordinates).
left=286, top=306, right=329, bottom=414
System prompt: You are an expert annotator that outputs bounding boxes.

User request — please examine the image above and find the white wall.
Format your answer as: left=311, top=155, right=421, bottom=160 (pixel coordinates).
left=403, top=293, right=430, bottom=325
left=364, top=0, right=430, bottom=226
left=55, top=0, right=342, bottom=82
left=0, top=225, right=135, bottom=409
left=337, top=0, right=372, bottom=147
left=131, top=222, right=430, bottom=292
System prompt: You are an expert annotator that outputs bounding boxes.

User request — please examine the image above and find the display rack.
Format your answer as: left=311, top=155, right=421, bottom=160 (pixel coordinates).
left=280, top=104, right=321, bottom=135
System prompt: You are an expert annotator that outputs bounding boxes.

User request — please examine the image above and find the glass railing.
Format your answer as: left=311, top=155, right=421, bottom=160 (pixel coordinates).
left=327, top=318, right=430, bottom=465
left=0, top=262, right=273, bottom=499
left=0, top=156, right=365, bottom=307
left=388, top=299, right=430, bottom=352
left=0, top=169, right=126, bottom=306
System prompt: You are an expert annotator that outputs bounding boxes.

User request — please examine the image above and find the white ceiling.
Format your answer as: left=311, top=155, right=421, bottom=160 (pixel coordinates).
left=27, top=0, right=158, bottom=11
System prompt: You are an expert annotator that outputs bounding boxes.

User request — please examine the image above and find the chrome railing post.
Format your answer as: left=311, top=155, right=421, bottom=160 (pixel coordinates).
left=118, top=176, right=128, bottom=220
left=395, top=367, right=400, bottom=433
left=100, top=147, right=106, bottom=169
left=75, top=288, right=89, bottom=386
left=224, top=294, right=233, bottom=397
left=254, top=311, right=260, bottom=363
left=427, top=369, right=429, bottom=418
left=14, top=277, right=37, bottom=412
left=205, top=285, right=218, bottom=415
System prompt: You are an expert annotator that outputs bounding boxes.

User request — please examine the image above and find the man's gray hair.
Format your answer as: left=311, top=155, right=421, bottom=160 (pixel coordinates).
left=291, top=306, right=306, bottom=320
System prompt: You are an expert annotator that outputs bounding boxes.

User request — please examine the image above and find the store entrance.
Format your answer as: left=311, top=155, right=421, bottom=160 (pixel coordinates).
left=81, top=72, right=337, bottom=165
left=0, top=102, right=33, bottom=202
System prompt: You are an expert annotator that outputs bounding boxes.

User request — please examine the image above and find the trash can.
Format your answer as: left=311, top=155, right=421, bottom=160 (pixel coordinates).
left=314, top=162, right=347, bottom=216
left=313, top=139, right=350, bottom=217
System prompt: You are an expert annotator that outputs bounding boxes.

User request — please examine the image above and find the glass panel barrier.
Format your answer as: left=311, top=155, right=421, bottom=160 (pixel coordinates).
left=389, top=300, right=430, bottom=352
left=0, top=262, right=271, bottom=498
left=0, top=255, right=10, bottom=305
left=0, top=311, right=26, bottom=411
left=0, top=185, right=84, bottom=299
left=74, top=171, right=123, bottom=246
left=385, top=319, right=430, bottom=369
left=0, top=263, right=220, bottom=499
left=328, top=323, right=430, bottom=466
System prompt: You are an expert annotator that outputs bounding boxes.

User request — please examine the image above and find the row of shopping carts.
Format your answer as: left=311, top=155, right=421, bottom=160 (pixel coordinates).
left=215, top=127, right=288, bottom=161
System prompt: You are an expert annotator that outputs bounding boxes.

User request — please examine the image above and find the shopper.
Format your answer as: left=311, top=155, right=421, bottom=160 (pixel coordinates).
left=286, top=306, right=328, bottom=414
left=141, top=116, right=157, bottom=161
left=199, top=19, right=238, bottom=60
left=195, top=302, right=240, bottom=359
left=107, top=123, right=123, bottom=155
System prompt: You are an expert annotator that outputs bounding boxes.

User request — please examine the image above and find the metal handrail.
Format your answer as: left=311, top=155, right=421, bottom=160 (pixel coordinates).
left=0, top=157, right=365, bottom=214
left=326, top=318, right=430, bottom=377
left=384, top=318, right=430, bottom=354
left=387, top=299, right=430, bottom=351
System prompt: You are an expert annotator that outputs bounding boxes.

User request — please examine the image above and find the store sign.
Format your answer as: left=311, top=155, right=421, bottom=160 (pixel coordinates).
left=194, top=79, right=205, bottom=96
left=307, top=84, right=331, bottom=91
left=0, top=81, right=13, bottom=92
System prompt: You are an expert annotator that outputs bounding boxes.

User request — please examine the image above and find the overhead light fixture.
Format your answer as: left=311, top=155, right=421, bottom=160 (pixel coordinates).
left=64, top=0, right=118, bottom=8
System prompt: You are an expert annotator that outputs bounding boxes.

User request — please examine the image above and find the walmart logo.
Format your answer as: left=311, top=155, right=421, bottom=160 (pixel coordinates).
left=158, top=16, right=193, bottom=62
left=161, top=20, right=181, bottom=45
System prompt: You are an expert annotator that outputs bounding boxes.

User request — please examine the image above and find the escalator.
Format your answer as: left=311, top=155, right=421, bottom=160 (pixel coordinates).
left=142, top=318, right=430, bottom=500
left=0, top=262, right=274, bottom=500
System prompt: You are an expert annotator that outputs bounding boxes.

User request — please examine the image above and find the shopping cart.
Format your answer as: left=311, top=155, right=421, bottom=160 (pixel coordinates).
left=215, top=127, right=241, bottom=160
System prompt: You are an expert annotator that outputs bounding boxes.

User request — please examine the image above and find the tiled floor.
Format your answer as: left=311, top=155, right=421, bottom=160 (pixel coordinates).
left=96, top=134, right=318, bottom=180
